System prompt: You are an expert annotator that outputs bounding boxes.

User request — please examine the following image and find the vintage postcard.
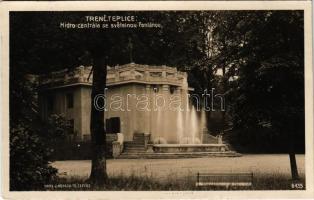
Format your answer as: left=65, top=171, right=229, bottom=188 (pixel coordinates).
left=0, top=1, right=313, bottom=199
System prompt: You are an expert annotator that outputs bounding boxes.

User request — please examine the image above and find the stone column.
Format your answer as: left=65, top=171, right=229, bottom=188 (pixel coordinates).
left=145, top=84, right=151, bottom=134
left=161, top=85, right=170, bottom=142
left=161, top=84, right=169, bottom=112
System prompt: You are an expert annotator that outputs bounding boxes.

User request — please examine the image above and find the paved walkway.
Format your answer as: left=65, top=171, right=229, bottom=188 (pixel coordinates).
left=52, top=154, right=305, bottom=181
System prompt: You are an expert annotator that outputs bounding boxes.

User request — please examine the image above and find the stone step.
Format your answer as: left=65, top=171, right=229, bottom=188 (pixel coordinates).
left=124, top=146, right=146, bottom=149
left=133, top=135, right=145, bottom=138
left=124, top=148, right=146, bottom=151
left=132, top=142, right=145, bottom=145
left=124, top=146, right=145, bottom=150
left=125, top=139, right=145, bottom=142
left=124, top=141, right=145, bottom=144
left=124, top=145, right=146, bottom=147
left=123, top=149, right=146, bottom=154
left=133, top=134, right=145, bottom=137
left=118, top=151, right=241, bottom=159
left=124, top=145, right=146, bottom=149
left=124, top=147, right=146, bottom=150
left=133, top=133, right=145, bottom=136
left=125, top=143, right=145, bottom=146
left=133, top=138, right=145, bottom=142
left=124, top=143, right=145, bottom=147
left=123, top=149, right=147, bottom=153
left=124, top=141, right=136, bottom=144
left=127, top=141, right=145, bottom=144
left=133, top=137, right=145, bottom=139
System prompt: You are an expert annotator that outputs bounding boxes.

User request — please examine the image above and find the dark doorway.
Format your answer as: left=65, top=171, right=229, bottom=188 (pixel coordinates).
left=106, top=117, right=121, bottom=133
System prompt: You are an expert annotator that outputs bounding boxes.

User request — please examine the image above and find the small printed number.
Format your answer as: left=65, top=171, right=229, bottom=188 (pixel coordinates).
left=291, top=183, right=304, bottom=189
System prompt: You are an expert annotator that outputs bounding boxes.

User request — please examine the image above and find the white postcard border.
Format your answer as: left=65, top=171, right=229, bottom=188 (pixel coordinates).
left=0, top=1, right=313, bottom=199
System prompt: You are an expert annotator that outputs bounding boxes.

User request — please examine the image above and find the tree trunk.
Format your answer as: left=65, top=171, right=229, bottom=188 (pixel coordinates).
left=289, top=153, right=299, bottom=180
left=289, top=130, right=299, bottom=180
left=89, top=54, right=108, bottom=186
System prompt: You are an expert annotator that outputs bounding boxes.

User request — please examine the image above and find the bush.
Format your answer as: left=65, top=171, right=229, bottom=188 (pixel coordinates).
left=10, top=112, right=73, bottom=190
left=10, top=124, right=58, bottom=190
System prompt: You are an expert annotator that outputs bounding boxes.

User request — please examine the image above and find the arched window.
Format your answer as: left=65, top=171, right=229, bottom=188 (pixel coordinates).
left=170, top=86, right=176, bottom=94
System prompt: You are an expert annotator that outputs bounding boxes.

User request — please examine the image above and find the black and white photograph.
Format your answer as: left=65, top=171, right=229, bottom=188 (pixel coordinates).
left=1, top=1, right=313, bottom=199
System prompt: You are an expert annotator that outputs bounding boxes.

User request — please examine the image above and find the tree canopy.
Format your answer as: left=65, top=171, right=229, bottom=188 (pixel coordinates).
left=209, top=11, right=304, bottom=153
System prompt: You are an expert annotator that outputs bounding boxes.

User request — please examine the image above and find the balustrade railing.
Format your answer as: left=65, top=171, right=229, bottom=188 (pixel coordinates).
left=38, top=64, right=187, bottom=87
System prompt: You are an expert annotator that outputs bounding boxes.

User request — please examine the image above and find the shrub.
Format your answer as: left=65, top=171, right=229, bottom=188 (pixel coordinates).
left=10, top=124, right=58, bottom=190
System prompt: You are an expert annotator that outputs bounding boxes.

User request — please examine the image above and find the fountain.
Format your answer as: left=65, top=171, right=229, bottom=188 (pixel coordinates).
left=117, top=88, right=239, bottom=158
left=176, top=106, right=184, bottom=144
left=151, top=103, right=234, bottom=155
left=118, top=100, right=239, bottom=159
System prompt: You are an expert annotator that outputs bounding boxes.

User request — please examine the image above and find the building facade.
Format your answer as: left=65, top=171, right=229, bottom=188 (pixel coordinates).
left=38, top=63, right=191, bottom=143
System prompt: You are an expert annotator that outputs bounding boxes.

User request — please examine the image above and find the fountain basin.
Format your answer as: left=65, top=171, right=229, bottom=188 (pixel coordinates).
left=153, top=144, right=228, bottom=153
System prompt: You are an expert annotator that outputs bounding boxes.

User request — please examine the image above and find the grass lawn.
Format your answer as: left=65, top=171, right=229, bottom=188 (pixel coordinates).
left=50, top=154, right=305, bottom=190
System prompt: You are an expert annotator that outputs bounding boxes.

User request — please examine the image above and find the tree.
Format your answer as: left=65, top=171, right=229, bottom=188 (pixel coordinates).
left=9, top=75, right=71, bottom=190
left=210, top=11, right=304, bottom=180
left=88, top=48, right=109, bottom=186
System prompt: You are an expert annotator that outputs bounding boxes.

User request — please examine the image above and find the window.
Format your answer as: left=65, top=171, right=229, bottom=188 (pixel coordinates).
left=170, top=86, right=176, bottom=94
left=66, top=93, right=74, bottom=108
